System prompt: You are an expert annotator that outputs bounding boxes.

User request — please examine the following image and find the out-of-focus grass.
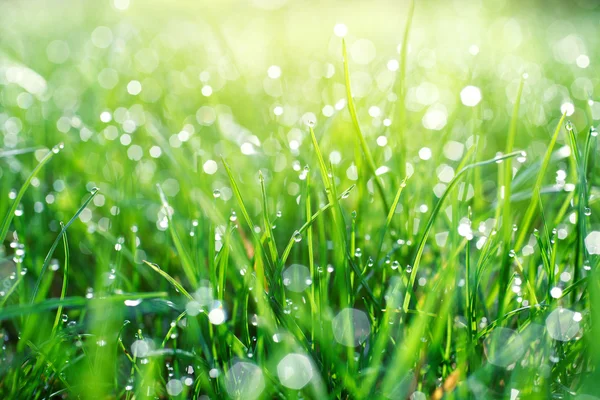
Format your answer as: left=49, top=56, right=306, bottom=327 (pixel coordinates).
left=1, top=0, right=600, bottom=398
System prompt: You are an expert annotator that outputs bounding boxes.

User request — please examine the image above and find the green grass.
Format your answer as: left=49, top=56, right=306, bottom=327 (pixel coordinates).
left=1, top=0, right=600, bottom=398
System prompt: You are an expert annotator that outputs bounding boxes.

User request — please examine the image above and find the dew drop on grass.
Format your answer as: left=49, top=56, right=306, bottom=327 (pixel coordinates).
left=332, top=308, right=371, bottom=347
left=50, top=259, right=60, bottom=271
left=565, top=120, right=574, bottom=131
left=277, top=353, right=314, bottom=390
left=229, top=211, right=237, bottom=222
left=591, top=126, right=598, bottom=137
left=61, top=314, right=68, bottom=322
left=354, top=248, right=362, bottom=258
left=212, top=189, right=221, bottom=198
left=293, top=230, right=302, bottom=242
left=367, top=257, right=374, bottom=267
left=225, top=362, right=265, bottom=400
left=391, top=261, right=399, bottom=270
left=584, top=207, right=592, bottom=216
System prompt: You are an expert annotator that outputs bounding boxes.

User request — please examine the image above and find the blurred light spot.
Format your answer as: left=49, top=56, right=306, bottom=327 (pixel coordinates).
left=91, top=26, right=113, bottom=49
left=166, top=379, right=183, bottom=396
left=484, top=327, right=525, bottom=367
left=585, top=231, right=600, bottom=254
left=100, top=111, right=112, bottom=123
left=422, top=104, right=447, bottom=130
left=267, top=65, right=281, bottom=79
left=576, top=54, right=590, bottom=69
left=546, top=308, right=580, bottom=341
left=460, top=86, right=482, bottom=107
left=46, top=40, right=70, bottom=64
left=208, top=302, right=226, bottom=325
left=203, top=160, right=218, bottom=175
left=113, top=0, right=130, bottom=10
left=418, top=147, right=432, bottom=160
left=127, top=80, right=142, bottom=95
left=282, top=264, right=311, bottom=292
left=368, top=106, right=381, bottom=118
left=277, top=353, right=313, bottom=390
left=225, top=362, right=264, bottom=400
left=387, top=59, right=399, bottom=71
left=201, top=85, right=213, bottom=97
left=350, top=39, right=376, bottom=65
left=333, top=23, right=348, bottom=38
left=332, top=308, right=370, bottom=346
left=561, top=102, right=575, bottom=117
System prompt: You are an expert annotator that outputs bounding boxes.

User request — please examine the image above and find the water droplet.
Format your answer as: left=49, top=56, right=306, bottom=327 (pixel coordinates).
left=230, top=211, right=237, bottom=222
left=213, top=189, right=221, bottom=198
left=391, top=261, right=400, bottom=270
left=565, top=121, right=574, bottom=132
left=293, top=230, right=302, bottom=242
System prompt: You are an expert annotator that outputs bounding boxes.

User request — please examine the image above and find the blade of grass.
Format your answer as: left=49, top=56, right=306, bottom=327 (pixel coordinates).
left=30, top=188, right=99, bottom=303
left=498, top=77, right=525, bottom=318
left=142, top=260, right=193, bottom=300
left=342, top=40, right=391, bottom=214
left=156, top=184, right=198, bottom=288
left=394, top=0, right=415, bottom=179
left=52, top=223, right=69, bottom=336
left=0, top=144, right=62, bottom=242
left=0, top=292, right=167, bottom=320
left=402, top=150, right=523, bottom=313
left=515, top=112, right=566, bottom=251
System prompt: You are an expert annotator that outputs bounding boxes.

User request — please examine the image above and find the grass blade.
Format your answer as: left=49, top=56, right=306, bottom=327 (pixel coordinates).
left=0, top=144, right=62, bottom=242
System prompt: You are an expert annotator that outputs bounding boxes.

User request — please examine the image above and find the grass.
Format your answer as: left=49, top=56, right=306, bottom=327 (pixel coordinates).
left=1, top=0, right=599, bottom=398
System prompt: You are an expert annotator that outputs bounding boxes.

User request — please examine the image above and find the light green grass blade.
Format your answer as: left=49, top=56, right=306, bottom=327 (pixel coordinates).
left=515, top=112, right=566, bottom=250
left=395, top=0, right=415, bottom=179
left=0, top=144, right=62, bottom=242
left=156, top=184, right=198, bottom=287
left=0, top=292, right=167, bottom=320
left=341, top=40, right=391, bottom=213
left=142, top=260, right=193, bottom=300
left=30, top=187, right=99, bottom=303
left=52, top=223, right=69, bottom=335
left=403, top=150, right=523, bottom=313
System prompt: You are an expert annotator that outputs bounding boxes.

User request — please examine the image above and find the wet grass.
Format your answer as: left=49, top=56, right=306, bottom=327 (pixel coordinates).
left=1, top=0, right=600, bottom=398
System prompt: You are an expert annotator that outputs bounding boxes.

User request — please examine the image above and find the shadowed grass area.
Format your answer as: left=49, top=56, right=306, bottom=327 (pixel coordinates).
left=1, top=0, right=600, bottom=398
